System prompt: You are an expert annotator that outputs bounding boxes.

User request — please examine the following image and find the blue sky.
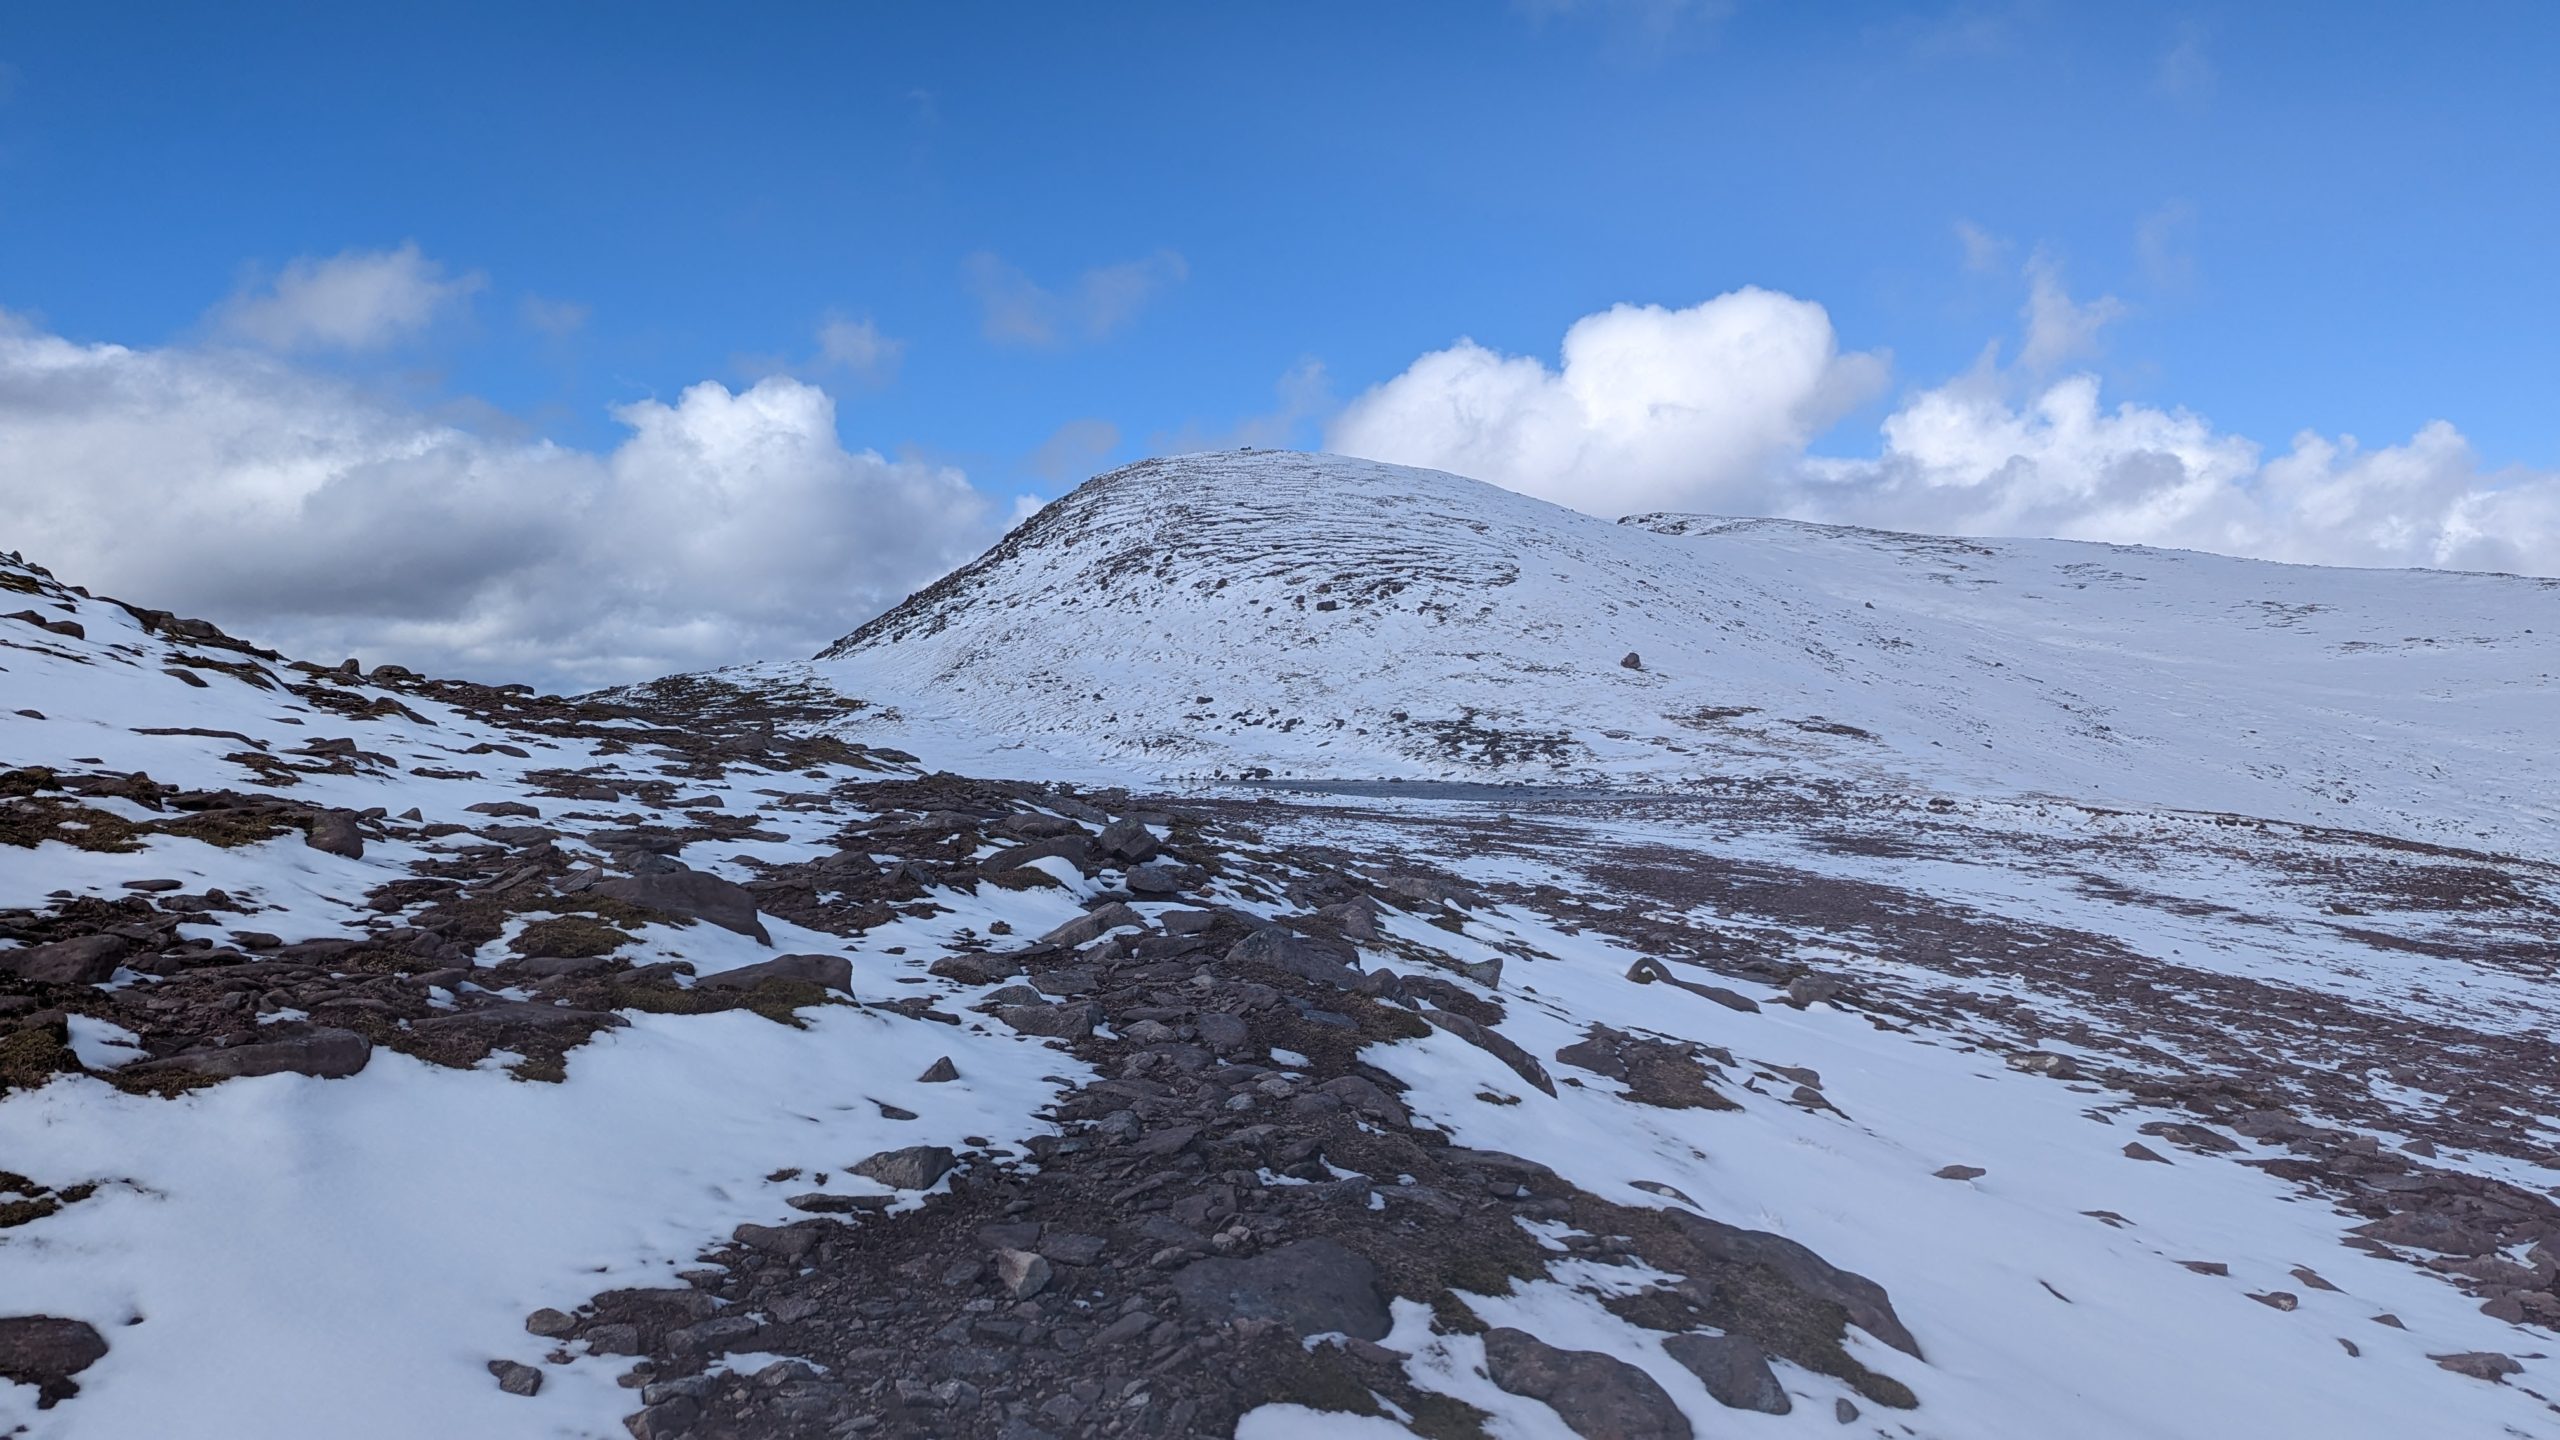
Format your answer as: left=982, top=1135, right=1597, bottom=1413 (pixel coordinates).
left=2, top=2, right=2555, bottom=683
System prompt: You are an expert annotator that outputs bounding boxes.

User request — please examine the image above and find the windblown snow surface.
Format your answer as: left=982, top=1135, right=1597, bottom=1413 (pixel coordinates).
left=2, top=450, right=2556, bottom=1439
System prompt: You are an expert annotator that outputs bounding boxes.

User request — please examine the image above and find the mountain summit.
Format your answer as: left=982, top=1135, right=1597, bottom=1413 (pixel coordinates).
left=810, top=450, right=2558, bottom=853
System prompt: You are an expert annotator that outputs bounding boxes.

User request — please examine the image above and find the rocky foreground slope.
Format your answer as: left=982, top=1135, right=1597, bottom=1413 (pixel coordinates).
left=4, top=454, right=2560, bottom=1439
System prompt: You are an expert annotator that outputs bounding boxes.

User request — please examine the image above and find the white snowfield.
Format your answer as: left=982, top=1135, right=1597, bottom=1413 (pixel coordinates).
left=3, top=451, right=2557, bottom=1439
left=807, top=450, right=2559, bottom=858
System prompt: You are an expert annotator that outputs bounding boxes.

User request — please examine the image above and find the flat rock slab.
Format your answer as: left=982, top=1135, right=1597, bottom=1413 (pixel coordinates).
left=1483, top=1326, right=1693, bottom=1440
left=1169, top=1238, right=1391, bottom=1340
left=134, top=1027, right=373, bottom=1080
left=0, top=1315, right=108, bottom=1408
left=1662, top=1331, right=1791, bottom=1414
left=594, top=867, right=771, bottom=943
left=698, top=953, right=854, bottom=994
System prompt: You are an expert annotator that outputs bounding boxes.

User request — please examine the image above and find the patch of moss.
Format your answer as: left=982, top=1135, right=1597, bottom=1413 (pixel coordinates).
left=0, top=1026, right=75, bottom=1091
left=153, top=809, right=296, bottom=848
left=512, top=915, right=633, bottom=959
left=0, top=767, right=62, bottom=798
left=0, top=797, right=144, bottom=852
left=1403, top=1391, right=1495, bottom=1440
left=1243, top=1346, right=1381, bottom=1418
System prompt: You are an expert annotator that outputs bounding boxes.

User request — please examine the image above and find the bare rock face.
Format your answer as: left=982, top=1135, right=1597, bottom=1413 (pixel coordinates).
left=1169, top=1238, right=1391, bottom=1340
left=0, top=1315, right=109, bottom=1409
left=1482, top=1326, right=1693, bottom=1440
left=594, top=865, right=772, bottom=943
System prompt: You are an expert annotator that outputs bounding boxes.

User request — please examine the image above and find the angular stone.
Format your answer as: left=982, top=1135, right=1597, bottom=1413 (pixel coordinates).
left=487, top=1358, right=544, bottom=1396
left=1482, top=1327, right=1692, bottom=1440
left=1096, top=817, right=1159, bottom=864
left=994, top=1247, right=1053, bottom=1299
left=852, top=1144, right=958, bottom=1191
left=918, top=1055, right=960, bottom=1083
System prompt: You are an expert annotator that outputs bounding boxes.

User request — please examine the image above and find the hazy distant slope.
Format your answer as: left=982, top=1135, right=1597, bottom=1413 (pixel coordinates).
left=807, top=450, right=2558, bottom=852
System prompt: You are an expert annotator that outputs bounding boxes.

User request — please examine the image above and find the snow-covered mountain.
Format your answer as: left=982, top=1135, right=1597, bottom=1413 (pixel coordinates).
left=5, top=454, right=2558, bottom=1440
left=809, top=450, right=2559, bottom=856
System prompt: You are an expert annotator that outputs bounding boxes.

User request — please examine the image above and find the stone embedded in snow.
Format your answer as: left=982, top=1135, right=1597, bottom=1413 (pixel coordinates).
left=851, top=1145, right=958, bottom=1191
left=1169, top=1239, right=1391, bottom=1340
left=697, top=953, right=855, bottom=995
left=1661, top=1331, right=1791, bottom=1415
left=485, top=1358, right=542, bottom=1396
left=1482, top=1326, right=1693, bottom=1440
left=1621, top=651, right=1644, bottom=670
left=593, top=865, right=771, bottom=944
left=0, top=1315, right=108, bottom=1409
left=985, top=834, right=1094, bottom=875
left=1123, top=861, right=1201, bottom=896
left=132, top=1027, right=373, bottom=1080
left=1095, top=817, right=1159, bottom=864
left=304, top=810, right=366, bottom=859
left=1935, top=1164, right=1988, bottom=1181
left=2431, top=1352, right=2522, bottom=1383
left=1421, top=1008, right=1555, bottom=1096
left=523, top=1308, right=576, bottom=1338
left=1, top=933, right=130, bottom=985
left=1658, top=1208, right=1922, bottom=1360
left=917, top=1056, right=960, bottom=1083
left=1036, top=901, right=1145, bottom=948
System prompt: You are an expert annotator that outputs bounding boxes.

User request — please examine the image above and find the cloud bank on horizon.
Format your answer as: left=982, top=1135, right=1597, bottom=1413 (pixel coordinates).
left=2, top=239, right=2554, bottom=690
left=1330, top=268, right=2560, bottom=580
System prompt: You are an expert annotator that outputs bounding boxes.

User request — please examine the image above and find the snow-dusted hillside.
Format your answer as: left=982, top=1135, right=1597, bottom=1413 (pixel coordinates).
left=809, top=451, right=2559, bottom=856
left=6, top=457, right=2559, bottom=1440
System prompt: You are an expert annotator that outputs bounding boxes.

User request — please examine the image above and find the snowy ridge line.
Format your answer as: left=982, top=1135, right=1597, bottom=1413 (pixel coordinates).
left=805, top=450, right=2559, bottom=857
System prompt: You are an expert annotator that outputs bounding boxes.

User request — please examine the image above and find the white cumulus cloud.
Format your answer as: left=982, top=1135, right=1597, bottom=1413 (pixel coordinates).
left=1328, top=288, right=1888, bottom=517
left=1328, top=272, right=2560, bottom=578
left=0, top=315, right=1003, bottom=688
left=214, top=243, right=485, bottom=352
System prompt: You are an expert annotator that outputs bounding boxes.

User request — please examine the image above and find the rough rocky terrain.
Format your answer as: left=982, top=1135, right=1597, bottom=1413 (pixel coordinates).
left=5, top=452, right=2558, bottom=1438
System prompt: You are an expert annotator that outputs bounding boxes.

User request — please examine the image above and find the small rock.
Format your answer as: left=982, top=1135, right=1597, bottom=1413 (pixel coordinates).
left=1934, top=1165, right=1986, bottom=1181
left=487, top=1359, right=544, bottom=1396
left=2249, top=1291, right=2298, bottom=1312
left=696, top=952, right=854, bottom=994
left=852, top=1145, right=958, bottom=1191
left=1620, top=652, right=1643, bottom=670
left=918, top=1056, right=960, bottom=1083
left=525, top=1307, right=577, bottom=1338
left=994, top=1248, right=1053, bottom=1300
left=1835, top=1397, right=1860, bottom=1423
